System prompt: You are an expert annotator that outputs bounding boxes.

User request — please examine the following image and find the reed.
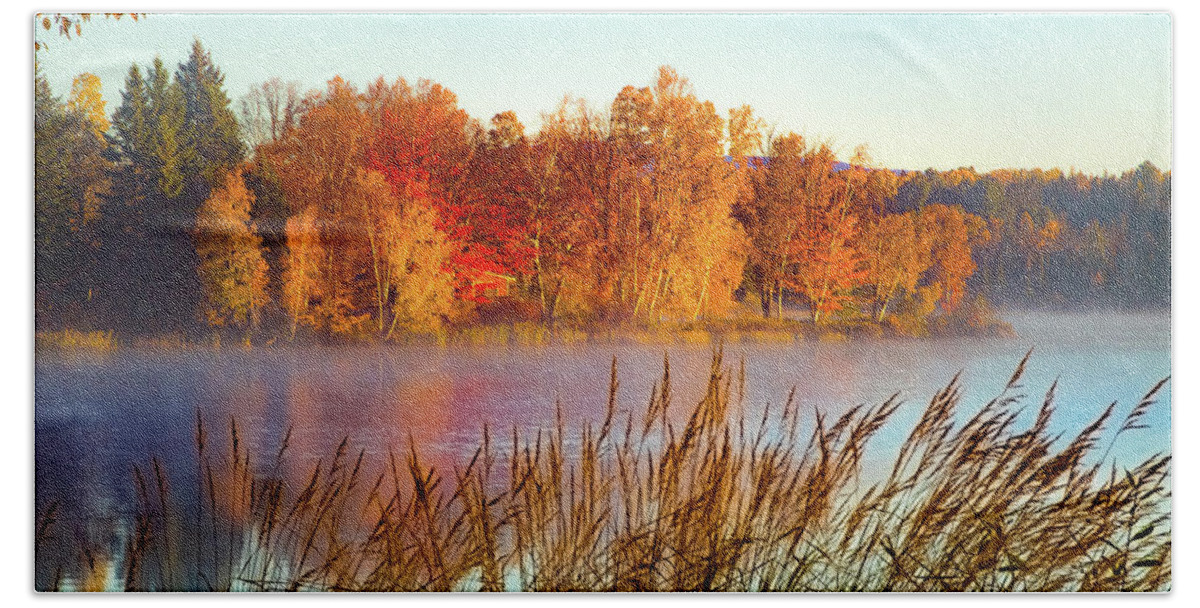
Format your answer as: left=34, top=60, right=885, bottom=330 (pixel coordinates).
left=35, top=329, right=117, bottom=351
left=35, top=349, right=1170, bottom=592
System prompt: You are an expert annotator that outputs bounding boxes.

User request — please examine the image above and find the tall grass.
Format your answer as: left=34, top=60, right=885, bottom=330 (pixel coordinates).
left=35, top=349, right=1170, bottom=592
left=35, top=329, right=117, bottom=351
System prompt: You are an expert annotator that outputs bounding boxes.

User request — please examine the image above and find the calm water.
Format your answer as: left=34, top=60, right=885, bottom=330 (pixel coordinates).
left=35, top=311, right=1171, bottom=522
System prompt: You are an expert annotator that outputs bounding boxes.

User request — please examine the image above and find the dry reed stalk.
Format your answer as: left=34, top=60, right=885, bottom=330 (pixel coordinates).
left=35, top=349, right=1171, bottom=592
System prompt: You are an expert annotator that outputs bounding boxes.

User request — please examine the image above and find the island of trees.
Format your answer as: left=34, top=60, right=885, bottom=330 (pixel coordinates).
left=35, top=42, right=1171, bottom=345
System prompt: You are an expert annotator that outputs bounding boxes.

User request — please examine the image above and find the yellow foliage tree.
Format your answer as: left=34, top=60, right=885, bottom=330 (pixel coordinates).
left=195, top=170, right=269, bottom=329
left=380, top=200, right=456, bottom=337
left=607, top=66, right=748, bottom=323
left=861, top=212, right=930, bottom=321
left=282, top=205, right=325, bottom=338
left=66, top=73, right=109, bottom=138
left=354, top=168, right=456, bottom=337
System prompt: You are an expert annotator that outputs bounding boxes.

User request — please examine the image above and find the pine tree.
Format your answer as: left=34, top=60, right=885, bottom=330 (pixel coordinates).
left=34, top=69, right=111, bottom=328
left=147, top=57, right=188, bottom=201
left=177, top=39, right=244, bottom=196
left=110, top=64, right=151, bottom=193
left=105, top=57, right=202, bottom=334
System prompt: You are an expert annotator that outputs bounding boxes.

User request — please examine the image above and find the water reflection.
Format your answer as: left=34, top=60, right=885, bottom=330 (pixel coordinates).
left=36, top=311, right=1171, bottom=531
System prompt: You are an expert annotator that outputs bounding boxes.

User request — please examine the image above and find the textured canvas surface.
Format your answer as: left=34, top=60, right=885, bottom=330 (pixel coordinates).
left=34, top=12, right=1171, bottom=592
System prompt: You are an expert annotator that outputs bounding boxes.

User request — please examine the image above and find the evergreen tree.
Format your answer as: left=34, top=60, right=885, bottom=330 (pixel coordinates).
left=177, top=39, right=244, bottom=197
left=34, top=68, right=111, bottom=328
left=111, top=65, right=150, bottom=189
left=98, top=44, right=245, bottom=336
left=110, top=59, right=188, bottom=203
left=147, top=57, right=188, bottom=201
left=105, top=57, right=202, bottom=334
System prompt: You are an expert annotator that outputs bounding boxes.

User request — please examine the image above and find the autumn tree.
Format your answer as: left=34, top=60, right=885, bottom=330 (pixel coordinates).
left=745, top=133, right=806, bottom=318
left=487, top=110, right=526, bottom=148
left=377, top=191, right=456, bottom=336
left=195, top=170, right=269, bottom=329
left=364, top=77, right=485, bottom=302
left=35, top=73, right=109, bottom=237
left=262, top=77, right=371, bottom=334
left=748, top=135, right=862, bottom=323
left=281, top=206, right=324, bottom=338
left=727, top=104, right=765, bottom=158
left=787, top=202, right=864, bottom=324
left=65, top=73, right=109, bottom=138
left=449, top=110, right=537, bottom=299
left=263, top=76, right=461, bottom=338
left=349, top=168, right=455, bottom=336
left=521, top=98, right=609, bottom=323
left=603, top=67, right=747, bottom=323
left=860, top=212, right=929, bottom=321
left=919, top=204, right=989, bottom=313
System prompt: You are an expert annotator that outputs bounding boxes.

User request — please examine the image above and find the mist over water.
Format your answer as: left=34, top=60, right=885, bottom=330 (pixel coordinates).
left=35, top=310, right=1170, bottom=523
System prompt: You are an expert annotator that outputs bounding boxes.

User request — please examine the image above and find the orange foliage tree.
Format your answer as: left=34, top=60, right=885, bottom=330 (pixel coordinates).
left=919, top=204, right=990, bottom=313
left=261, top=76, right=461, bottom=338
left=522, top=98, right=609, bottom=323
left=604, top=67, right=747, bottom=323
left=260, top=77, right=372, bottom=334
left=281, top=205, right=324, bottom=337
left=779, top=142, right=863, bottom=324
left=745, top=133, right=806, bottom=319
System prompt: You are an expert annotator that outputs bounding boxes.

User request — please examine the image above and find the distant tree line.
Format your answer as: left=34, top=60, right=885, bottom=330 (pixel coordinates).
left=34, top=43, right=1171, bottom=341
left=888, top=165, right=1170, bottom=310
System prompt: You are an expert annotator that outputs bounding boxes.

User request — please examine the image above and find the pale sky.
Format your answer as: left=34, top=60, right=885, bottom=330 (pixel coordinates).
left=34, top=12, right=1172, bottom=175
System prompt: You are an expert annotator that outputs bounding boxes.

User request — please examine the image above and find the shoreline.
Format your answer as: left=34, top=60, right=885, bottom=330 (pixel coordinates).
left=34, top=316, right=1019, bottom=353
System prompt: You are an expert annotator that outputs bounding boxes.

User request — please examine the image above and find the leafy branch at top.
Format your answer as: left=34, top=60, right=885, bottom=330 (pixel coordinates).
left=35, top=13, right=143, bottom=52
